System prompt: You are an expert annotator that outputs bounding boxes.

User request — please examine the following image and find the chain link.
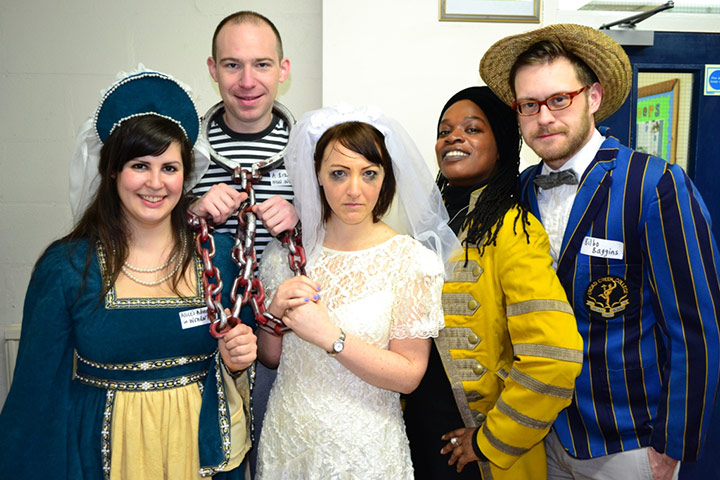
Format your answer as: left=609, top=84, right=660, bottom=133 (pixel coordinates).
left=188, top=167, right=306, bottom=339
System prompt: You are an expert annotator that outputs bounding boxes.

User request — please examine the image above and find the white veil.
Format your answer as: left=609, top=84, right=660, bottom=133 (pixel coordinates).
left=284, top=104, right=460, bottom=278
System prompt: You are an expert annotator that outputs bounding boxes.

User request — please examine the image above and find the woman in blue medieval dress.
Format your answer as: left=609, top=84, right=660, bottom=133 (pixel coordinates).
left=0, top=68, right=256, bottom=479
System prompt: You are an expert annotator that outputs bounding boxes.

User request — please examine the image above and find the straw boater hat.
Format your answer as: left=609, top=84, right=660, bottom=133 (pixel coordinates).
left=479, top=23, right=632, bottom=122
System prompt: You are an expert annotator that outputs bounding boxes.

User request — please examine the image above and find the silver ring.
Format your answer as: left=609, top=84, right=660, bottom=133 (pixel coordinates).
left=450, top=437, right=459, bottom=447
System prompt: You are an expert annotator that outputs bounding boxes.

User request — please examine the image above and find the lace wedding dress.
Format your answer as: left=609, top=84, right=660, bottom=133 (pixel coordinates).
left=256, top=235, right=445, bottom=479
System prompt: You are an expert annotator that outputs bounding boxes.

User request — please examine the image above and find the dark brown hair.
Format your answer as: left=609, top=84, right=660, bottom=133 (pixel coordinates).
left=313, top=121, right=396, bottom=223
left=57, top=115, right=195, bottom=300
left=211, top=10, right=284, bottom=61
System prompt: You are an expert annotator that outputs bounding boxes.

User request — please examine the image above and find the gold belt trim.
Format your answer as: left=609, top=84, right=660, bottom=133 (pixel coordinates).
left=75, top=350, right=213, bottom=371
left=74, top=370, right=208, bottom=391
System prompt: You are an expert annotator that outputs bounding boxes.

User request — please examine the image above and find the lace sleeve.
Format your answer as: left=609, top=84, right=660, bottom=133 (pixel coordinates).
left=390, top=242, right=445, bottom=339
left=258, top=239, right=294, bottom=308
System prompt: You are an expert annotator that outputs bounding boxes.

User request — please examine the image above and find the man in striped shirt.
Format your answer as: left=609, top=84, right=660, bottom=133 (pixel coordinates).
left=188, top=11, right=298, bottom=476
left=190, top=11, right=296, bottom=251
left=481, top=24, right=720, bottom=480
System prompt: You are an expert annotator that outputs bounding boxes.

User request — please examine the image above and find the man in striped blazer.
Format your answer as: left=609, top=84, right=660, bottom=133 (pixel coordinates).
left=480, top=24, right=720, bottom=480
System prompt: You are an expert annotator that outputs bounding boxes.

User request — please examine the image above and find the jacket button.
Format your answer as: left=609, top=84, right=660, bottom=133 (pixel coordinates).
left=468, top=333, right=479, bottom=344
left=476, top=413, right=487, bottom=424
left=472, top=266, right=481, bottom=276
left=472, top=364, right=486, bottom=376
left=467, top=299, right=478, bottom=310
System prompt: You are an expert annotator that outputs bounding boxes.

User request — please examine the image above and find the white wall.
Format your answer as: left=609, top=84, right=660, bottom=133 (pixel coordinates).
left=0, top=0, right=321, bottom=409
left=322, top=0, right=547, bottom=174
left=322, top=0, right=720, bottom=172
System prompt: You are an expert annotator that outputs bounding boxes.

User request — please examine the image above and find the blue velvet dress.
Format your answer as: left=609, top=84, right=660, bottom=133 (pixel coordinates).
left=0, top=234, right=253, bottom=479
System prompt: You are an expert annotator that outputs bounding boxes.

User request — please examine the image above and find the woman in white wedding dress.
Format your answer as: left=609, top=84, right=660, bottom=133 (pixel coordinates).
left=254, top=106, right=460, bottom=479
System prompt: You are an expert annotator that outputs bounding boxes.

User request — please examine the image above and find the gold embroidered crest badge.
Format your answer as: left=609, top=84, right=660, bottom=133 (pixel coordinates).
left=584, top=276, right=630, bottom=319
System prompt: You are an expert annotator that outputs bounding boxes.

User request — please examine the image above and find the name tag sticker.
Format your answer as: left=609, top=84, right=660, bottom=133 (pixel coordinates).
left=580, top=236, right=624, bottom=260
left=180, top=307, right=210, bottom=329
left=269, top=170, right=291, bottom=186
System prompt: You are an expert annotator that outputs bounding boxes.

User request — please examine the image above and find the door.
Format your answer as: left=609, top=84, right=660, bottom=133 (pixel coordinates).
left=603, top=31, right=720, bottom=480
left=603, top=32, right=720, bottom=242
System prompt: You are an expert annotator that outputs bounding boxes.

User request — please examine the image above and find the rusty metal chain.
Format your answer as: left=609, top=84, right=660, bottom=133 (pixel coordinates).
left=188, top=167, right=306, bottom=339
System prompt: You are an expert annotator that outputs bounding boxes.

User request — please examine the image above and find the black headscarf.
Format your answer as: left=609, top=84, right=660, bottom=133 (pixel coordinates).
left=436, top=86, right=521, bottom=177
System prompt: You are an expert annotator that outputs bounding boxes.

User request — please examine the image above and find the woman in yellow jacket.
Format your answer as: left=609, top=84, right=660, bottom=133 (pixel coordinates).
left=404, top=87, right=583, bottom=479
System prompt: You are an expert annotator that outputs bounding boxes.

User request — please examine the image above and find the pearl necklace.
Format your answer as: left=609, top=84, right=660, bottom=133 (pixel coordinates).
left=124, top=240, right=183, bottom=272
left=121, top=234, right=188, bottom=286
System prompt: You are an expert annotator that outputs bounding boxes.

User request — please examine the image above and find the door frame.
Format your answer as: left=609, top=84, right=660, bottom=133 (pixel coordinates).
left=603, top=31, right=720, bottom=240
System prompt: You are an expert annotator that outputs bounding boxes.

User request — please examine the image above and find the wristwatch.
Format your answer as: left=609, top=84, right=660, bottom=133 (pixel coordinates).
left=328, top=329, right=346, bottom=356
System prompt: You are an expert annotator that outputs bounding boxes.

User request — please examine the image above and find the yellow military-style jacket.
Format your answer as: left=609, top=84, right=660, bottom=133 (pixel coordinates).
left=437, top=190, right=583, bottom=479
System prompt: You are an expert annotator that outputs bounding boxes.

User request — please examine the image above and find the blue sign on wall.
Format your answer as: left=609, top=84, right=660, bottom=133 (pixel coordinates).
left=705, top=65, right=720, bottom=96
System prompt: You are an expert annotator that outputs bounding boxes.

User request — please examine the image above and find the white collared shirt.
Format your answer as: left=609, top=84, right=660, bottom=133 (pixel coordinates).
left=537, top=129, right=604, bottom=268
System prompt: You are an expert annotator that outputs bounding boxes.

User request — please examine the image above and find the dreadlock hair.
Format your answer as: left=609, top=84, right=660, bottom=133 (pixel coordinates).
left=436, top=86, right=530, bottom=258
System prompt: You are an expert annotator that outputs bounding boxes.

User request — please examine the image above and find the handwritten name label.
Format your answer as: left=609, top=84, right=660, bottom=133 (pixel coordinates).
left=179, top=307, right=210, bottom=329
left=269, top=170, right=291, bottom=186
left=580, top=236, right=624, bottom=260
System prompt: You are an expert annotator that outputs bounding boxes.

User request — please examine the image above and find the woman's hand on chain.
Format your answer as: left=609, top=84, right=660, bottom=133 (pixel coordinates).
left=218, top=320, right=257, bottom=373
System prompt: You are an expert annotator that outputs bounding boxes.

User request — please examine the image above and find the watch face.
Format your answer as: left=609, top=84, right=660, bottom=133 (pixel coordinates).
left=333, top=339, right=344, bottom=353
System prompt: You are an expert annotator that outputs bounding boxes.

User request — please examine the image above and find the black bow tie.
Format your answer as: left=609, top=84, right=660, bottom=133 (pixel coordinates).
left=533, top=169, right=579, bottom=190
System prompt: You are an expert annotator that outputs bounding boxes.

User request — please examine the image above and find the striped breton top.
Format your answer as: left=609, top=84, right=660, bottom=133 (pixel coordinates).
left=192, top=109, right=293, bottom=258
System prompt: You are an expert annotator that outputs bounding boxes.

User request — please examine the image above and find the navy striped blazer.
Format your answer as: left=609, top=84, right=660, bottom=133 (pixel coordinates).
left=519, top=131, right=720, bottom=461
